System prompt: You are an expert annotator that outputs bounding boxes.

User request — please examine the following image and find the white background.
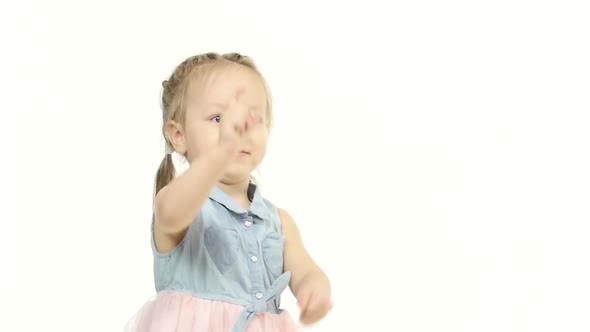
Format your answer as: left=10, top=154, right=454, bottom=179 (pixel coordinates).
left=1, top=0, right=589, bottom=331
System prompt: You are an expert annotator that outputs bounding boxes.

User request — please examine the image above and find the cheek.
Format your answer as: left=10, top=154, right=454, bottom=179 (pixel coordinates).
left=186, top=124, right=219, bottom=149
left=253, top=130, right=268, bottom=146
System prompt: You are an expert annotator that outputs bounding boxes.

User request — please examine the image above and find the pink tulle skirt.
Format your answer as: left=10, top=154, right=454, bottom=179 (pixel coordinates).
left=125, top=291, right=299, bottom=332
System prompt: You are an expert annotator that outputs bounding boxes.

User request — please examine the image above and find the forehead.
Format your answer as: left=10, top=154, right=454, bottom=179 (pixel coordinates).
left=187, top=63, right=267, bottom=109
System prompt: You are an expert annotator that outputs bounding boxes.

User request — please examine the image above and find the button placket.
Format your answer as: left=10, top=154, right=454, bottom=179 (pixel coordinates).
left=241, top=213, right=267, bottom=305
left=243, top=217, right=253, bottom=227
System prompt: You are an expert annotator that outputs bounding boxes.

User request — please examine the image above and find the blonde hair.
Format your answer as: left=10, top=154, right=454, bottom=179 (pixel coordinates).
left=154, top=52, right=273, bottom=196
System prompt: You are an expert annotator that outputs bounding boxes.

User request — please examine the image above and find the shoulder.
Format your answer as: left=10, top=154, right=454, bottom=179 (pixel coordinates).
left=258, top=196, right=294, bottom=227
left=275, top=207, right=301, bottom=241
left=276, top=207, right=293, bottom=223
left=256, top=195, right=281, bottom=220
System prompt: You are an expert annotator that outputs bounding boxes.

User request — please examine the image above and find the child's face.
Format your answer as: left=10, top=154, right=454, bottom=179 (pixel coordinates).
left=183, top=64, right=269, bottom=182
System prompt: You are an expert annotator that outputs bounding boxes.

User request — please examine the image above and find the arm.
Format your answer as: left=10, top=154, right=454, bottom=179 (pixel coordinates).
left=155, top=149, right=230, bottom=236
left=155, top=92, right=256, bottom=239
left=279, top=208, right=332, bottom=324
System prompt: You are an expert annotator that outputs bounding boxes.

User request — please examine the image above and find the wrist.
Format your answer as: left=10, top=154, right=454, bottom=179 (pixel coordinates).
left=294, top=269, right=330, bottom=295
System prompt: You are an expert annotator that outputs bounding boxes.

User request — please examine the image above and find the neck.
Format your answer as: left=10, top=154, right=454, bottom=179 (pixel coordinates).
left=217, top=178, right=252, bottom=208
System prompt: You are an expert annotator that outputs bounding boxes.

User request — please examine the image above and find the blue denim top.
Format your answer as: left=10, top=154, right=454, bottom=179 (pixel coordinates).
left=150, top=184, right=291, bottom=332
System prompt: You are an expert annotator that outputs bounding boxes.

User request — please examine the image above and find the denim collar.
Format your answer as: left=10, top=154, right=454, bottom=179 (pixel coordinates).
left=208, top=183, right=269, bottom=221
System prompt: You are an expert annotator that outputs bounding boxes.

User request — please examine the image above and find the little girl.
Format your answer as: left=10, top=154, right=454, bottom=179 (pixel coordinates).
left=125, top=52, right=332, bottom=332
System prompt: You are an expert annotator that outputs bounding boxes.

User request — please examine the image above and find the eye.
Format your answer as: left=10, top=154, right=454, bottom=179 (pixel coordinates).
left=210, top=115, right=221, bottom=123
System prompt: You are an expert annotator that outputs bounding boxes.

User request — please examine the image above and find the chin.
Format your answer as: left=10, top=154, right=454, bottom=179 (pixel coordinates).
left=221, top=167, right=256, bottom=184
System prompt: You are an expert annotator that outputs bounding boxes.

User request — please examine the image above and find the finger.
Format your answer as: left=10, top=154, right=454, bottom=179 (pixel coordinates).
left=224, top=110, right=246, bottom=137
left=220, top=113, right=236, bottom=138
left=236, top=111, right=248, bottom=134
left=245, top=113, right=251, bottom=132
left=228, top=87, right=245, bottom=106
left=231, top=105, right=249, bottom=133
left=251, top=110, right=261, bottom=125
left=247, top=110, right=258, bottom=130
left=229, top=88, right=248, bottom=112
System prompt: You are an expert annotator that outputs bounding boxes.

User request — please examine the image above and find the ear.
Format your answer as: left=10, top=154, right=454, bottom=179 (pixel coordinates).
left=165, top=120, right=187, bottom=155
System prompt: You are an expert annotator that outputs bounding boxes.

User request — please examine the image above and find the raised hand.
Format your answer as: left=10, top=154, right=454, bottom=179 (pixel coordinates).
left=218, top=89, right=258, bottom=157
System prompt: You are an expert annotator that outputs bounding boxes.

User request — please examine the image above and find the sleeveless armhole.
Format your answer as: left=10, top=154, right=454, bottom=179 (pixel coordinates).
left=150, top=212, right=201, bottom=258
left=264, top=199, right=284, bottom=234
